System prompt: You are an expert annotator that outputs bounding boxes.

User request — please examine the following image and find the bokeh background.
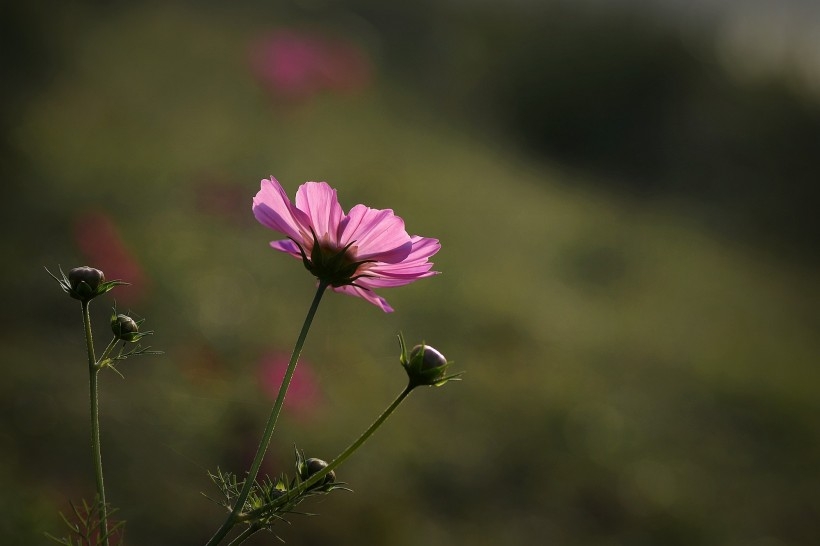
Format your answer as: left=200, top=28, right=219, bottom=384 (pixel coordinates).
left=3, top=1, right=819, bottom=545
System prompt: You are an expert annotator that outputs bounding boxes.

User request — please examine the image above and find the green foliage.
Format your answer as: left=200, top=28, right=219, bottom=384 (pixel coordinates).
left=207, top=447, right=349, bottom=535
left=45, top=499, right=125, bottom=546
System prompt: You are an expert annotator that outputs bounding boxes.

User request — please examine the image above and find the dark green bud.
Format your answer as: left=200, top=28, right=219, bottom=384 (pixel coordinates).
left=108, top=304, right=153, bottom=343
left=68, top=266, right=105, bottom=299
left=304, top=457, right=336, bottom=486
left=48, top=265, right=128, bottom=303
left=111, top=314, right=140, bottom=341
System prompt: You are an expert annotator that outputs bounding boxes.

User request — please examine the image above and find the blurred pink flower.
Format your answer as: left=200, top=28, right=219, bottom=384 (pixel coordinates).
left=73, top=211, right=147, bottom=304
left=194, top=173, right=248, bottom=224
left=249, top=29, right=372, bottom=100
left=253, top=177, right=440, bottom=312
left=258, top=351, right=321, bottom=419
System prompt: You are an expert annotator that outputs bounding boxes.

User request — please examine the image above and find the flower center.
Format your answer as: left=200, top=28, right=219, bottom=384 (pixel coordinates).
left=292, top=232, right=372, bottom=287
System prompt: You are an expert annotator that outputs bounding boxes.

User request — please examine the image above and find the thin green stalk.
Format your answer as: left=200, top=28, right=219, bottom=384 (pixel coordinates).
left=205, top=282, right=328, bottom=546
left=243, top=384, right=414, bottom=521
left=302, top=384, right=413, bottom=491
left=82, top=301, right=110, bottom=546
left=226, top=525, right=261, bottom=546
left=96, top=337, right=119, bottom=370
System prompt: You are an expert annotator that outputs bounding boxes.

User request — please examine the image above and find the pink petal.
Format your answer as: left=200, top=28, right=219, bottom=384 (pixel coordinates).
left=356, top=275, right=433, bottom=289
left=363, top=236, right=440, bottom=284
left=253, top=177, right=311, bottom=244
left=270, top=239, right=304, bottom=259
left=338, top=204, right=412, bottom=263
left=294, top=182, right=344, bottom=245
left=408, top=236, right=441, bottom=259
left=331, top=284, right=394, bottom=313
left=373, top=263, right=436, bottom=277
left=379, top=236, right=440, bottom=271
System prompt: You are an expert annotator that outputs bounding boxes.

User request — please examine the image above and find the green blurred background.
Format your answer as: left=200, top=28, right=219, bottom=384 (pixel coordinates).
left=3, top=1, right=819, bottom=545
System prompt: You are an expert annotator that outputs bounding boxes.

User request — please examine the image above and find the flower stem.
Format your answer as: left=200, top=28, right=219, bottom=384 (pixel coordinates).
left=96, top=337, right=119, bottom=370
left=308, top=384, right=413, bottom=487
left=226, top=525, right=261, bottom=546
left=244, top=383, right=414, bottom=520
left=82, top=301, right=110, bottom=546
left=205, top=282, right=328, bottom=546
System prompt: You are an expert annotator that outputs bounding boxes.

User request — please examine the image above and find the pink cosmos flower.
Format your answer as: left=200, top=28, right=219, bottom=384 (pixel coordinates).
left=257, top=351, right=321, bottom=420
left=73, top=210, right=147, bottom=304
left=252, top=177, right=440, bottom=312
left=249, top=30, right=372, bottom=101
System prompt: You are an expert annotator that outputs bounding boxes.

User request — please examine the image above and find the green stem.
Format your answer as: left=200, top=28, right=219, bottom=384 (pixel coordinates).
left=243, top=384, right=414, bottom=521
left=226, top=525, right=261, bottom=546
left=205, top=282, right=328, bottom=546
left=306, top=384, right=413, bottom=489
left=96, top=337, right=119, bottom=369
left=82, top=301, right=110, bottom=546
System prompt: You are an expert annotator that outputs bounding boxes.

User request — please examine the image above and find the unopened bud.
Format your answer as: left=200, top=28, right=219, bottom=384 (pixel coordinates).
left=111, top=313, right=141, bottom=341
left=304, top=457, right=336, bottom=490
left=48, top=265, right=127, bottom=303
left=68, top=266, right=105, bottom=301
left=398, top=333, right=461, bottom=389
left=410, top=344, right=448, bottom=372
left=68, top=266, right=105, bottom=296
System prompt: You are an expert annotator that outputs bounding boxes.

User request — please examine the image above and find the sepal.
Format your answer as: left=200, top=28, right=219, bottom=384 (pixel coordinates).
left=289, top=228, right=374, bottom=288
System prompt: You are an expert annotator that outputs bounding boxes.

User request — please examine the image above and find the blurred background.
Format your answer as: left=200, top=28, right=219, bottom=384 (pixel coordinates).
left=2, top=0, right=819, bottom=544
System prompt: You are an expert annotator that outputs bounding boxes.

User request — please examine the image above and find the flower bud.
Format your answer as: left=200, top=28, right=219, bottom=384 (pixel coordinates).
left=48, top=265, right=128, bottom=303
left=410, top=344, right=448, bottom=372
left=111, top=313, right=141, bottom=342
left=304, top=457, right=336, bottom=487
left=398, top=333, right=460, bottom=388
left=68, top=266, right=105, bottom=298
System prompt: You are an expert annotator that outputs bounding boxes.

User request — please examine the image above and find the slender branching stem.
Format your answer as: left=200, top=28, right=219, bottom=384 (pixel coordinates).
left=242, top=384, right=414, bottom=520
left=226, top=525, right=262, bottom=546
left=96, top=337, right=119, bottom=370
left=303, top=384, right=413, bottom=491
left=82, top=301, right=110, bottom=546
left=205, top=282, right=328, bottom=546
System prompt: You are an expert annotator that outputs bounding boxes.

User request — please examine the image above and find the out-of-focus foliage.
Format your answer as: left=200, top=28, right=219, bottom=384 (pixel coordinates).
left=2, top=1, right=819, bottom=545
left=359, top=2, right=820, bottom=254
